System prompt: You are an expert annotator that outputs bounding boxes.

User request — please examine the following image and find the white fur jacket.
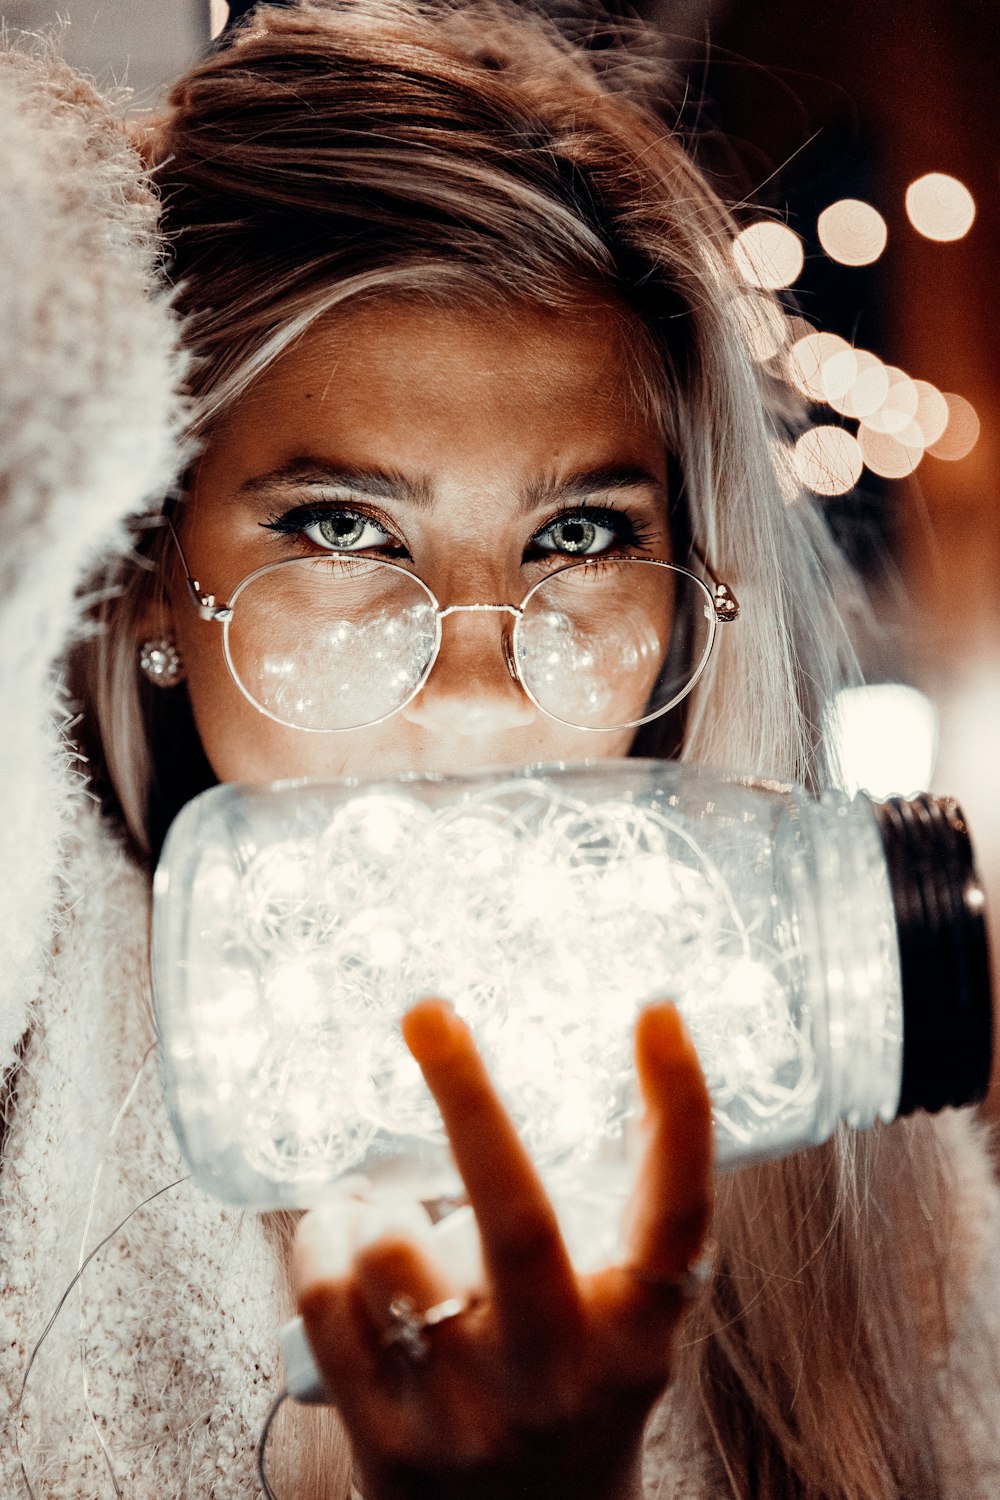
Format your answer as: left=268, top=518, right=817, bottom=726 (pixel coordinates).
left=0, top=48, right=299, bottom=1498
left=1, top=42, right=1000, bottom=1500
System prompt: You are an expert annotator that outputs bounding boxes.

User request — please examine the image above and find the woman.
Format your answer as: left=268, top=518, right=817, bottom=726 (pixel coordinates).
left=2, top=3, right=999, bottom=1497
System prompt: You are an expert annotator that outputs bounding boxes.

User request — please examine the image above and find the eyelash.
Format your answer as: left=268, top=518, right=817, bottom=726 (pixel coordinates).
left=261, top=501, right=406, bottom=556
left=259, top=500, right=656, bottom=558
left=530, top=506, right=655, bottom=557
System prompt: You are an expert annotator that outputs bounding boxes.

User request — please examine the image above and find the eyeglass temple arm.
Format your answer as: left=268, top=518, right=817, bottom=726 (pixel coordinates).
left=690, top=544, right=740, bottom=623
left=165, top=518, right=233, bottom=622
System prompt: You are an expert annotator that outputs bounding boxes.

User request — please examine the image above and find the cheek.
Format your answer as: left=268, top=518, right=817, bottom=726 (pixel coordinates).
left=177, top=620, right=403, bottom=784
left=173, top=612, right=275, bottom=781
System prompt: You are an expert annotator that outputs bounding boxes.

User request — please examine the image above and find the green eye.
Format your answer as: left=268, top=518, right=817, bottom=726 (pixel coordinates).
left=536, top=514, right=620, bottom=556
left=301, top=510, right=394, bottom=551
left=549, top=519, right=598, bottom=552
left=261, top=500, right=408, bottom=559
left=314, top=514, right=367, bottom=547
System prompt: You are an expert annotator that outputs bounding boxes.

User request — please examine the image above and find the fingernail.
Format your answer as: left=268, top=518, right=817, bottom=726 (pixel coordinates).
left=401, top=998, right=464, bottom=1063
left=638, top=1000, right=682, bottom=1057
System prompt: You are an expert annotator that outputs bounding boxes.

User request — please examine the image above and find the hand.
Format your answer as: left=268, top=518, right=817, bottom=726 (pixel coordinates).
left=293, top=998, right=713, bottom=1500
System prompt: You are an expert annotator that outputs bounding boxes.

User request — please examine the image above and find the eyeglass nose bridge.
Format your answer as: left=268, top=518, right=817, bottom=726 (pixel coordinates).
left=436, top=601, right=524, bottom=686
left=438, top=603, right=523, bottom=618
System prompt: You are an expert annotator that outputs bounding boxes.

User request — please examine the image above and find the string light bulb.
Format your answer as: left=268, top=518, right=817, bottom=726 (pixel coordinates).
left=910, top=381, right=950, bottom=448
left=927, top=394, right=981, bottom=461
left=733, top=292, right=788, bottom=363
left=858, top=420, right=926, bottom=479
left=827, top=349, right=890, bottom=420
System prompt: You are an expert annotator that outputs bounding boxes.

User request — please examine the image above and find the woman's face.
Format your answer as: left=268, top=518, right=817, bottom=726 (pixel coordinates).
left=164, top=297, right=672, bottom=783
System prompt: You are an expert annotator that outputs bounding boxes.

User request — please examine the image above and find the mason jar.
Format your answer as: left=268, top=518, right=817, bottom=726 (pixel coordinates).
left=152, top=760, right=992, bottom=1263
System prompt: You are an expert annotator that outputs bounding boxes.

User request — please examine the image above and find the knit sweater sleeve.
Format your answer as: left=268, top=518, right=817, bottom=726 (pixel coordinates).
left=0, top=46, right=185, bottom=1076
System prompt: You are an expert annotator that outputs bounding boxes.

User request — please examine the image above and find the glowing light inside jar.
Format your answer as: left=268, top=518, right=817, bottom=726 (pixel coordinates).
left=155, top=768, right=902, bottom=1262
left=178, top=788, right=772, bottom=1163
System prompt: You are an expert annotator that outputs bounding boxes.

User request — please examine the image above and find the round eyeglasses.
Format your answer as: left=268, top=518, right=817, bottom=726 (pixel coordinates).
left=172, top=533, right=739, bottom=735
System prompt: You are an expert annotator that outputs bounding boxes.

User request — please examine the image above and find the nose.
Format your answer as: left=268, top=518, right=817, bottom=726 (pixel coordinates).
left=401, top=605, right=537, bottom=734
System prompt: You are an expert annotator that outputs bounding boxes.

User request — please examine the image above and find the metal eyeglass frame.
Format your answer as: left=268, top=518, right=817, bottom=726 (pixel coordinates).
left=167, top=521, right=740, bottom=734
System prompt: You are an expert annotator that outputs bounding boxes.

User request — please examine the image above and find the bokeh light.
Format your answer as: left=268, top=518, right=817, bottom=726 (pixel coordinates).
left=820, top=346, right=862, bottom=405
left=825, top=684, right=938, bottom=798
left=733, top=221, right=805, bottom=290
left=926, top=394, right=981, bottom=460
left=817, top=199, right=888, bottom=266
left=858, top=421, right=925, bottom=479
left=794, top=425, right=864, bottom=496
left=787, top=332, right=854, bottom=402
left=864, top=366, right=919, bottom=435
left=828, top=350, right=890, bottom=420
left=905, top=173, right=976, bottom=241
left=733, top=292, right=788, bottom=362
left=910, top=380, right=950, bottom=447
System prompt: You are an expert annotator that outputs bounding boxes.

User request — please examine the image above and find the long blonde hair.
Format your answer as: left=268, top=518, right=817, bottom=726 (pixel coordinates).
left=69, top=4, right=993, bottom=1495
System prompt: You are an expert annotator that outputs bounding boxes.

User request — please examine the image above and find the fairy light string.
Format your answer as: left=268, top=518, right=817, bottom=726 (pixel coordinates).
left=158, top=767, right=903, bottom=1267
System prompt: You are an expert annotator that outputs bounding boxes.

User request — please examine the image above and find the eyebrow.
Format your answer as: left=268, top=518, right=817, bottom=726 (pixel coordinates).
left=237, top=459, right=666, bottom=514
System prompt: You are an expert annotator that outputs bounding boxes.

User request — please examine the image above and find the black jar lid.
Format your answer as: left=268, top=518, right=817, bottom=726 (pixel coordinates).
left=871, top=794, right=993, bottom=1115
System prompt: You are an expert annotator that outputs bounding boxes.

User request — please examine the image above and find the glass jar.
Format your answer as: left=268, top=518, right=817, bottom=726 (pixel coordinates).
left=152, top=761, right=992, bottom=1261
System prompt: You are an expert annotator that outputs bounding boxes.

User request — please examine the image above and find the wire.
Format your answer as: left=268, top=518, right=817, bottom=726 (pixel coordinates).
left=76, top=1044, right=157, bottom=1497
left=256, top=1388, right=289, bottom=1500
left=13, top=1052, right=292, bottom=1498
left=13, top=1176, right=188, bottom=1499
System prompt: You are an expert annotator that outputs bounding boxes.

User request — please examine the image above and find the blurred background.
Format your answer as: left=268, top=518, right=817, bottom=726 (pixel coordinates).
left=4, top=0, right=998, bottom=1080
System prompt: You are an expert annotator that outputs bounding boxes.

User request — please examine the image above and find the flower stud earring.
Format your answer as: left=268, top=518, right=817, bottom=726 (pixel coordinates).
left=139, top=637, right=185, bottom=688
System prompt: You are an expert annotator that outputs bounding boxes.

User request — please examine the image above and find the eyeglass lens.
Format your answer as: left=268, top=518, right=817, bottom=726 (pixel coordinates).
left=223, top=556, right=714, bottom=733
left=516, top=561, right=712, bottom=729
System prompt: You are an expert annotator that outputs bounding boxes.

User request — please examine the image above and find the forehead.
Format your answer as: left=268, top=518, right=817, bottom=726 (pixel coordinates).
left=201, top=294, right=667, bottom=484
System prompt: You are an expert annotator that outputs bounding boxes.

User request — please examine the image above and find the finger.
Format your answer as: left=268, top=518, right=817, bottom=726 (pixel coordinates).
left=297, top=1273, right=442, bottom=1465
left=352, top=1233, right=455, bottom=1336
left=296, top=1274, right=379, bottom=1412
left=294, top=1214, right=484, bottom=1466
left=625, top=1002, right=714, bottom=1281
left=582, top=1262, right=688, bottom=1388
left=402, top=999, right=582, bottom=1351
left=292, top=1209, right=380, bottom=1398
left=292, top=1197, right=390, bottom=1301
left=293, top=1200, right=464, bottom=1365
